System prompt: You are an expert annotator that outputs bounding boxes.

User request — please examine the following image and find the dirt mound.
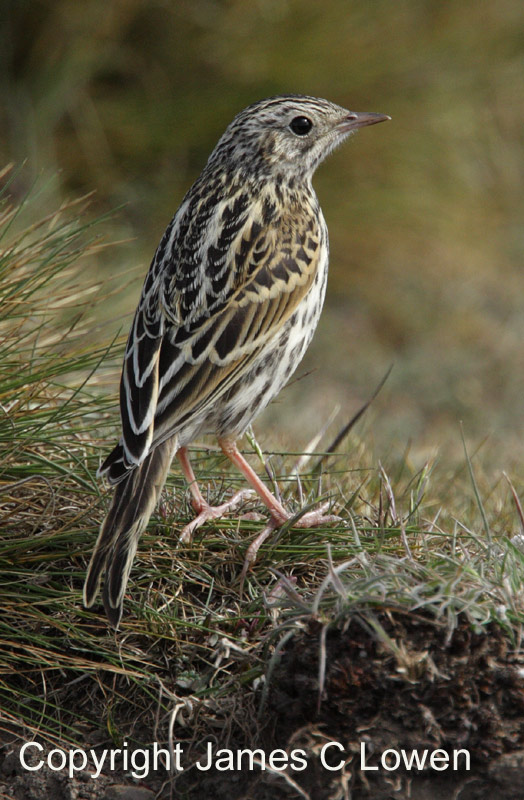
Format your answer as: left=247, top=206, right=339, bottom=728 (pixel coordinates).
left=2, top=612, right=523, bottom=799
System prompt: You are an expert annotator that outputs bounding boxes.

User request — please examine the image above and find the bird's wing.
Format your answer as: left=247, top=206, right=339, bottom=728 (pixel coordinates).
left=151, top=207, right=323, bottom=443
left=117, top=279, right=165, bottom=468
left=112, top=193, right=323, bottom=471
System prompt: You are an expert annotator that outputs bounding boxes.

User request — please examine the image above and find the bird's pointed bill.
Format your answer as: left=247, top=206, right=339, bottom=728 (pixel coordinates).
left=337, top=112, right=391, bottom=133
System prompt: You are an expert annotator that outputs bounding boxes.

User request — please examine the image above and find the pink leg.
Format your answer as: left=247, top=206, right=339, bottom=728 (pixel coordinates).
left=177, top=446, right=209, bottom=514
left=218, top=437, right=341, bottom=588
left=218, top=438, right=289, bottom=524
left=176, top=446, right=253, bottom=543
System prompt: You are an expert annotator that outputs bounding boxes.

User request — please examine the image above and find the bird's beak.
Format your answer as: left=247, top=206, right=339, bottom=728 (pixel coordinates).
left=338, top=112, right=391, bottom=133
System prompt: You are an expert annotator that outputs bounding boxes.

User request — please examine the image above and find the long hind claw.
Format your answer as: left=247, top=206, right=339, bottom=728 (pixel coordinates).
left=239, top=501, right=342, bottom=593
left=178, top=489, right=255, bottom=544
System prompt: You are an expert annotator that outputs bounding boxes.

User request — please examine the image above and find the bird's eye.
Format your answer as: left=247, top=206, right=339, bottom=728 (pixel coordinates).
left=289, top=116, right=313, bottom=136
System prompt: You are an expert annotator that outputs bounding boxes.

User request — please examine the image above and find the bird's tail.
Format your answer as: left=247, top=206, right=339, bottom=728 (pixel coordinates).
left=83, top=437, right=177, bottom=627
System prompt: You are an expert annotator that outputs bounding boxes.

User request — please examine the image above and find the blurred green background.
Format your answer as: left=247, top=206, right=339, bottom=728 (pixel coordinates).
left=2, top=0, right=523, bottom=467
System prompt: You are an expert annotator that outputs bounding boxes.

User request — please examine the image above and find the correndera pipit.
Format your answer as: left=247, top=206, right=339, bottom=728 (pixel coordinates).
left=83, top=95, right=389, bottom=626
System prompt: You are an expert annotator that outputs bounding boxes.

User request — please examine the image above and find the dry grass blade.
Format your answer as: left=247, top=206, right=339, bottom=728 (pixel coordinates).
left=503, top=471, right=524, bottom=535
left=0, top=178, right=523, bottom=800
left=312, top=364, right=393, bottom=474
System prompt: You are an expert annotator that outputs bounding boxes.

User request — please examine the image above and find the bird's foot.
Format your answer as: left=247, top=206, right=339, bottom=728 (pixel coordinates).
left=179, top=489, right=255, bottom=544
left=239, top=501, right=342, bottom=592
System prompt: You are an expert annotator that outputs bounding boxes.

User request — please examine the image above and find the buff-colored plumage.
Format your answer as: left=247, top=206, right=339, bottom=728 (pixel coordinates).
left=83, top=95, right=389, bottom=626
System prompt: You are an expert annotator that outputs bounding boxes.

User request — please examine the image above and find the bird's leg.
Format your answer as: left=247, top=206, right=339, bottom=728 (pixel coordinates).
left=176, top=446, right=254, bottom=543
left=218, top=437, right=341, bottom=586
left=218, top=437, right=289, bottom=523
left=218, top=436, right=340, bottom=527
left=177, top=446, right=210, bottom=514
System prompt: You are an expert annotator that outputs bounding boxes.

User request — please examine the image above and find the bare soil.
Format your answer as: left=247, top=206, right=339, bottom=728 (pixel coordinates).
left=2, top=611, right=524, bottom=799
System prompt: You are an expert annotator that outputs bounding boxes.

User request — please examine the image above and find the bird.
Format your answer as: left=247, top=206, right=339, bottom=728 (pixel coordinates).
left=83, top=94, right=389, bottom=627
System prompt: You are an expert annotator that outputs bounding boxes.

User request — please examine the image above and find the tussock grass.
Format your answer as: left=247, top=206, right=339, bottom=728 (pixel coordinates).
left=0, top=182, right=523, bottom=756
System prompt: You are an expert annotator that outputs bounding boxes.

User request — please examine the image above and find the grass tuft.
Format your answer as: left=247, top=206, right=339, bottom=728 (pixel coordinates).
left=0, top=180, right=523, bottom=766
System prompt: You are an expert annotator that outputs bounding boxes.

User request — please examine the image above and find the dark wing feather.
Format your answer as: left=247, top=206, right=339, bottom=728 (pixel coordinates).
left=151, top=208, right=322, bottom=442
left=101, top=184, right=322, bottom=476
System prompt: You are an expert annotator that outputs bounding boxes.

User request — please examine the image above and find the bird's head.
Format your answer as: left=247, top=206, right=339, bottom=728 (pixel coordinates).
left=207, top=94, right=390, bottom=182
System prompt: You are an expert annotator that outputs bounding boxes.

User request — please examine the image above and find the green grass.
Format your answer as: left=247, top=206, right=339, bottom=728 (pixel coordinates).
left=0, top=182, right=523, bottom=756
